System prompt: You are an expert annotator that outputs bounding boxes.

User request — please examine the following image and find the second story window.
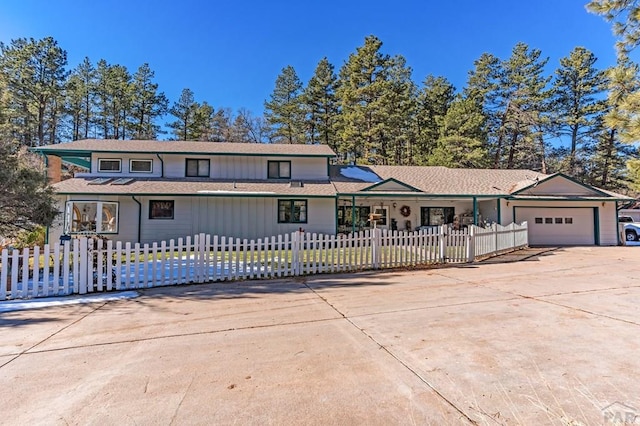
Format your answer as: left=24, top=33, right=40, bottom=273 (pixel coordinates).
left=98, top=158, right=121, bottom=172
left=130, top=159, right=153, bottom=173
left=186, top=158, right=210, bottom=177
left=268, top=161, right=291, bottom=179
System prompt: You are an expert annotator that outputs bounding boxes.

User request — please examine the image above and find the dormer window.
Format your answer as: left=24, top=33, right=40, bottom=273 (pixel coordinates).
left=268, top=161, right=291, bottom=179
left=98, top=158, right=121, bottom=172
left=130, top=159, right=153, bottom=173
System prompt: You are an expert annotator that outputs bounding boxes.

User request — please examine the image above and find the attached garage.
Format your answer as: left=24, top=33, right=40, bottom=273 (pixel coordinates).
left=514, top=207, right=596, bottom=246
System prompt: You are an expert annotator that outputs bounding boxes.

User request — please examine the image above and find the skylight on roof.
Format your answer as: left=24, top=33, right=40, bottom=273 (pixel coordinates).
left=87, top=178, right=112, bottom=185
left=111, top=178, right=134, bottom=185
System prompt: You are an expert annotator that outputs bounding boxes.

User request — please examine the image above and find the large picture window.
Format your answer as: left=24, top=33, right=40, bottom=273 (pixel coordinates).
left=64, top=201, right=119, bottom=234
left=130, top=159, right=153, bottom=173
left=268, top=161, right=291, bottom=179
left=278, top=199, right=307, bottom=223
left=98, top=158, right=121, bottom=172
left=149, top=200, right=175, bottom=219
left=337, top=206, right=371, bottom=227
left=186, top=158, right=210, bottom=177
left=420, top=207, right=455, bottom=226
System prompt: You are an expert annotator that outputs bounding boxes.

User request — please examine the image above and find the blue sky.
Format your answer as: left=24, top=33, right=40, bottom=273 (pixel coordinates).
left=0, top=0, right=625, bottom=117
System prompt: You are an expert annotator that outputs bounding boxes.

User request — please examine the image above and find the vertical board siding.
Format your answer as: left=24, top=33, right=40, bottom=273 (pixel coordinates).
left=0, top=223, right=528, bottom=300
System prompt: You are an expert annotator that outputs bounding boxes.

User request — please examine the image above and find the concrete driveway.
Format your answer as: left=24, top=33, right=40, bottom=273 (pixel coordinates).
left=1, top=247, right=639, bottom=425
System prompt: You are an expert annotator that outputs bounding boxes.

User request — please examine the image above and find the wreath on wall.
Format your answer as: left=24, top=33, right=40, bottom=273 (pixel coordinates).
left=400, top=205, right=411, bottom=217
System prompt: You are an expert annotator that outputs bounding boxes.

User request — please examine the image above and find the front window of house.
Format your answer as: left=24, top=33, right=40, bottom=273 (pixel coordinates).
left=268, top=161, right=291, bottom=179
left=186, top=158, right=210, bottom=177
left=278, top=199, right=307, bottom=223
left=149, top=200, right=175, bottom=219
left=338, top=206, right=371, bottom=229
left=64, top=201, right=119, bottom=234
left=420, top=207, right=455, bottom=226
left=98, top=158, right=121, bottom=172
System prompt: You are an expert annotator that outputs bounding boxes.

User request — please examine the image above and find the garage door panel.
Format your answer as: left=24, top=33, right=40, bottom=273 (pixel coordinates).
left=515, top=207, right=595, bottom=246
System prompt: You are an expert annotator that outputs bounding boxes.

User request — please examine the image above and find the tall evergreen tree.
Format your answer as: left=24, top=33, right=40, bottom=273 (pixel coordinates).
left=303, top=57, right=339, bottom=148
left=129, top=63, right=168, bottom=139
left=0, top=37, right=68, bottom=146
left=168, top=88, right=198, bottom=140
left=429, top=96, right=488, bottom=168
left=65, top=57, right=97, bottom=140
left=336, top=35, right=392, bottom=164
left=264, top=65, right=305, bottom=143
left=414, top=75, right=455, bottom=164
left=94, top=60, right=132, bottom=139
left=551, top=47, right=607, bottom=175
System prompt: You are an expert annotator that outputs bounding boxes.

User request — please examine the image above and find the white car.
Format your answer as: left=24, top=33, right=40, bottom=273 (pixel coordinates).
left=623, top=220, right=640, bottom=242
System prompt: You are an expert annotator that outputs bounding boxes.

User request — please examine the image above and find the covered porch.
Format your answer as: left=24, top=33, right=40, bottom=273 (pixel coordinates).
left=335, top=194, right=502, bottom=234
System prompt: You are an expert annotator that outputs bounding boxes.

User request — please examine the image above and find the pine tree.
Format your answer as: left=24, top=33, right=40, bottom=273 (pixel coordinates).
left=303, top=57, right=340, bottom=149
left=587, top=0, right=640, bottom=57
left=65, top=57, right=97, bottom=140
left=414, top=75, right=455, bottom=164
left=264, top=65, right=305, bottom=143
left=129, top=63, right=168, bottom=139
left=168, top=88, right=198, bottom=140
left=0, top=37, right=68, bottom=146
left=551, top=47, right=607, bottom=175
left=429, top=96, right=489, bottom=167
left=336, top=35, right=392, bottom=164
left=94, top=60, right=133, bottom=139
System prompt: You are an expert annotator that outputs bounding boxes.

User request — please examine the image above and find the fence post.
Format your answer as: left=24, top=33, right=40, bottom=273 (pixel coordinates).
left=467, top=226, right=475, bottom=263
left=291, top=231, right=299, bottom=276
left=439, top=225, right=447, bottom=262
left=79, top=238, right=88, bottom=294
left=372, top=228, right=381, bottom=269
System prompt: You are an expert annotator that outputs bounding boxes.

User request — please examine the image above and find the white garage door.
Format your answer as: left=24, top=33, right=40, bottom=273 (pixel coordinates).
left=514, top=207, right=595, bottom=246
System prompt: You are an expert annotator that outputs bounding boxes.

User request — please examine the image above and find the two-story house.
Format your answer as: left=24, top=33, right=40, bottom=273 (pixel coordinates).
left=36, top=139, right=337, bottom=244
left=35, top=139, right=631, bottom=246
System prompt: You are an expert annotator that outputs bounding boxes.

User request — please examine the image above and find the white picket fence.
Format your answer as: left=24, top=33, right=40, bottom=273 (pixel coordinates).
left=0, top=223, right=528, bottom=301
left=471, top=222, right=529, bottom=258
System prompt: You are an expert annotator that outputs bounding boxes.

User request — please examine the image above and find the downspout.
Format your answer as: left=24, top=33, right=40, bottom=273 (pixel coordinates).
left=131, top=196, right=142, bottom=243
left=155, top=153, right=164, bottom=177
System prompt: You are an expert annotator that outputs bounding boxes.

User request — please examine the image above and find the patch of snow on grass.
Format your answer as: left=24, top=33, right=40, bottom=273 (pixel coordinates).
left=339, top=166, right=380, bottom=182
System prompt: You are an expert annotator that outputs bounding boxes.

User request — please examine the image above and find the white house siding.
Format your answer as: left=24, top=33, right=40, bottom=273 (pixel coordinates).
left=503, top=200, right=618, bottom=246
left=162, top=155, right=328, bottom=180
left=88, top=153, right=163, bottom=178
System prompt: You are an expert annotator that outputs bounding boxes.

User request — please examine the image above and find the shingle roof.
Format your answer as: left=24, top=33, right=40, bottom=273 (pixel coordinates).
left=53, top=178, right=337, bottom=197
left=35, top=139, right=337, bottom=157
left=331, top=165, right=543, bottom=195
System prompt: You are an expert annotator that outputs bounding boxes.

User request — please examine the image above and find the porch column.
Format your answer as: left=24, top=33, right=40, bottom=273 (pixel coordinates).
left=351, top=195, right=356, bottom=233
left=496, top=198, right=501, bottom=224
left=473, top=197, right=478, bottom=225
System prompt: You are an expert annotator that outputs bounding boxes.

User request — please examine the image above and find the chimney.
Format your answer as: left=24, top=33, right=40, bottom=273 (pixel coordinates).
left=46, top=155, right=62, bottom=183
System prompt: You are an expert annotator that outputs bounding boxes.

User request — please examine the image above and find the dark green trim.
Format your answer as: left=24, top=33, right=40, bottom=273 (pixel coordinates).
left=56, top=192, right=335, bottom=199
left=351, top=195, right=356, bottom=233
left=360, top=178, right=421, bottom=193
left=337, top=192, right=504, bottom=198
left=511, top=172, right=612, bottom=198
left=594, top=207, right=600, bottom=245
left=506, top=196, right=629, bottom=202
left=615, top=202, right=621, bottom=245
left=61, top=156, right=91, bottom=168
left=267, top=160, right=291, bottom=179
left=34, top=148, right=334, bottom=159
left=334, top=197, right=338, bottom=234
left=131, top=196, right=142, bottom=243
left=496, top=199, right=501, bottom=224
left=473, top=197, right=478, bottom=224
left=327, top=158, right=330, bottom=178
